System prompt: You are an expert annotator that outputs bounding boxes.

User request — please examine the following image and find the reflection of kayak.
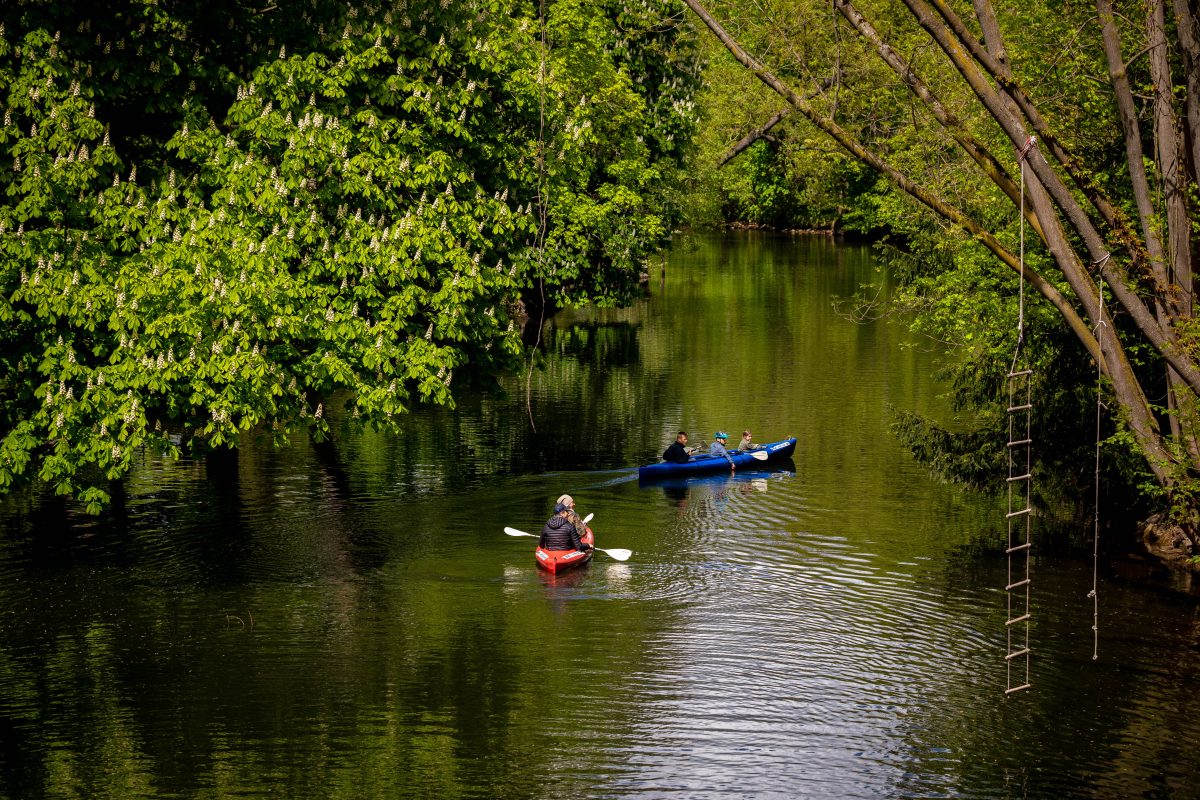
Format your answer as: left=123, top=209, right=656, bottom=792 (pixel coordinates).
left=639, top=459, right=796, bottom=490
left=637, top=437, right=797, bottom=480
left=535, top=529, right=595, bottom=574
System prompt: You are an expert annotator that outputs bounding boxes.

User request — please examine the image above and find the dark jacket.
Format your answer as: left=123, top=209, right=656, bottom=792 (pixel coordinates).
left=539, top=514, right=588, bottom=551
left=662, top=442, right=691, bottom=463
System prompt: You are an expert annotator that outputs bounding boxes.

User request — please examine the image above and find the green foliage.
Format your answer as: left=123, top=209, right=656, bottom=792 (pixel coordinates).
left=534, top=0, right=702, bottom=305
left=890, top=407, right=1004, bottom=489
left=720, top=140, right=792, bottom=226
left=0, top=0, right=701, bottom=507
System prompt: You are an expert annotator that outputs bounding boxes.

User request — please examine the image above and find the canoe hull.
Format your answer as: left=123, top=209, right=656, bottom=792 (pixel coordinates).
left=639, top=460, right=796, bottom=490
left=638, top=437, right=797, bottom=479
left=535, top=529, right=595, bottom=574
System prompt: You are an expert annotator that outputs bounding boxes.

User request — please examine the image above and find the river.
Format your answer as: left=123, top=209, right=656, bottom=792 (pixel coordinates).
left=2, top=232, right=1199, bottom=798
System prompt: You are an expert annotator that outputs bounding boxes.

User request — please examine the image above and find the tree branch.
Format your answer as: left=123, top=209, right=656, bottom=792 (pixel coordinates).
left=923, top=0, right=1158, bottom=296
left=718, top=107, right=791, bottom=166
left=718, top=72, right=844, bottom=167
left=832, top=0, right=1036, bottom=237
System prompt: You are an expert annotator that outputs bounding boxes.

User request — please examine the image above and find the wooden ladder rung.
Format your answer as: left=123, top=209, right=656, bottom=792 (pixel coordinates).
left=1006, top=613, right=1032, bottom=626
left=1008, top=369, right=1033, bottom=378
left=1005, top=683, right=1032, bottom=695
left=1006, top=542, right=1032, bottom=554
left=1008, top=438, right=1032, bottom=447
left=1007, top=473, right=1031, bottom=482
left=1006, top=507, right=1031, bottom=519
left=1005, top=648, right=1031, bottom=661
left=1008, top=403, right=1032, bottom=412
left=1006, top=578, right=1031, bottom=591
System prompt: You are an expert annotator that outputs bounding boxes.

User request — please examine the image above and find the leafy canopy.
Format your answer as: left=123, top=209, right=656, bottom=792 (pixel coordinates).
left=0, top=0, right=701, bottom=509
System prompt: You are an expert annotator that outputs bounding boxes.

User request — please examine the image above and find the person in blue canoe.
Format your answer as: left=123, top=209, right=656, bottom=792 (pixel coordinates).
left=709, top=431, right=735, bottom=472
left=737, top=430, right=759, bottom=451
left=539, top=494, right=593, bottom=552
left=662, top=431, right=697, bottom=463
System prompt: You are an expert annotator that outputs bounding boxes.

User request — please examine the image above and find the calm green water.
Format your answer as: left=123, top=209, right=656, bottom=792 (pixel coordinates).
left=3, top=232, right=1200, bottom=799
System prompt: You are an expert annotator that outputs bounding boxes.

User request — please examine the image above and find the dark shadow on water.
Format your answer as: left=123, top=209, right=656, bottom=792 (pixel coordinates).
left=310, top=438, right=389, bottom=575
left=536, top=563, right=592, bottom=590
left=638, top=459, right=797, bottom=509
left=536, top=562, right=595, bottom=615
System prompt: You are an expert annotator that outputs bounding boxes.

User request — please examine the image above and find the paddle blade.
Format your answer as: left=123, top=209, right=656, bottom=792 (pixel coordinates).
left=582, top=512, right=594, bottom=524
left=503, top=527, right=537, bottom=538
left=598, top=547, right=632, bottom=562
left=750, top=450, right=769, bottom=461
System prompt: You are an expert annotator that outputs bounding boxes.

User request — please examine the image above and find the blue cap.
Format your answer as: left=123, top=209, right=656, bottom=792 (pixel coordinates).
left=715, top=431, right=728, bottom=439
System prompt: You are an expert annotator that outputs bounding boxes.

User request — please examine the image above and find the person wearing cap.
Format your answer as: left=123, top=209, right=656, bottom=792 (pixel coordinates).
left=737, top=430, right=759, bottom=451
left=709, top=432, right=735, bottom=471
left=539, top=494, right=593, bottom=552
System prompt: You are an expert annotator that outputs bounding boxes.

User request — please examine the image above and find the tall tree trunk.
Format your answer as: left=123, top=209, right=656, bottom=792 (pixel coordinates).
left=1098, top=0, right=1190, bottom=444
left=1170, top=0, right=1200, bottom=190
left=1097, top=0, right=1169, bottom=286
left=1149, top=0, right=1194, bottom=313
left=1149, top=0, right=1200, bottom=458
left=916, top=0, right=1190, bottom=482
left=905, top=0, right=1186, bottom=481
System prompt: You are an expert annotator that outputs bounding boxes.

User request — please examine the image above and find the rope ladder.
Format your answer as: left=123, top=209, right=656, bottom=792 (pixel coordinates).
left=1005, top=364, right=1033, bottom=694
left=1005, top=136, right=1038, bottom=695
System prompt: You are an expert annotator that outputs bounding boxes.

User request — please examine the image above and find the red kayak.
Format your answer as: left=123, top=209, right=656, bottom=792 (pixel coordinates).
left=535, top=528, right=595, bottom=574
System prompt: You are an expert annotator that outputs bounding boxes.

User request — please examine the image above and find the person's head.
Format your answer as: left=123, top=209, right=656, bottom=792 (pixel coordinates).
left=742, top=430, right=752, bottom=440
left=556, top=493, right=574, bottom=511
left=714, top=431, right=728, bottom=442
left=676, top=431, right=688, bottom=444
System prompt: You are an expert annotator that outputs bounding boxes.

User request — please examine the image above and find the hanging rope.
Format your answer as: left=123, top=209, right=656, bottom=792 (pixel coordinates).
left=1090, top=253, right=1110, bottom=662
left=1009, top=135, right=1037, bottom=373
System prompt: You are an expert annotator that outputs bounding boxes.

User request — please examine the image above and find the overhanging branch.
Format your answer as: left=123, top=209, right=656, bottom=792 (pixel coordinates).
left=718, top=107, right=791, bottom=166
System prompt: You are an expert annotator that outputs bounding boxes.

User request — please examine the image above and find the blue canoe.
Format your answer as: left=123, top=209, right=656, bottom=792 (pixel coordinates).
left=639, top=461, right=796, bottom=491
left=638, top=437, right=797, bottom=479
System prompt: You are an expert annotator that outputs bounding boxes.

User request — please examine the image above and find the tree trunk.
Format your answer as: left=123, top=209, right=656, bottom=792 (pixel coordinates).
left=1149, top=0, right=1193, bottom=314
left=1173, top=0, right=1200, bottom=187
left=1097, top=0, right=1169, bottom=287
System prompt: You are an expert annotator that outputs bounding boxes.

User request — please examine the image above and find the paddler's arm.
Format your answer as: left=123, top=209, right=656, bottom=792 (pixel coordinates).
left=571, top=517, right=592, bottom=550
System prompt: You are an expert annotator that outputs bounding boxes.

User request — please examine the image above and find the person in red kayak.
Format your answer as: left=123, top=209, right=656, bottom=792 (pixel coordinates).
left=539, top=494, right=593, bottom=552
